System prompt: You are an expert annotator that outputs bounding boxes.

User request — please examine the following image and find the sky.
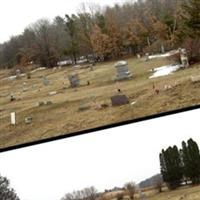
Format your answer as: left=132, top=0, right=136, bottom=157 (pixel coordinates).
left=0, top=108, right=199, bottom=200
left=0, top=0, right=128, bottom=43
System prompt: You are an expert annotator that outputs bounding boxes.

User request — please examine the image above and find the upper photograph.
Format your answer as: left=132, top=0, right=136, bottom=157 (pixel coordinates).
left=0, top=0, right=200, bottom=149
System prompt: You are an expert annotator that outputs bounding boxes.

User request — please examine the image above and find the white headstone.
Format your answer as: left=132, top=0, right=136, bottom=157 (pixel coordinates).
left=11, top=112, right=16, bottom=125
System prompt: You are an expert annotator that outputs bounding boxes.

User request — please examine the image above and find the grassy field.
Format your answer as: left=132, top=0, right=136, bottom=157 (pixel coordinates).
left=103, top=185, right=200, bottom=200
left=146, top=185, right=200, bottom=200
left=0, top=56, right=200, bottom=148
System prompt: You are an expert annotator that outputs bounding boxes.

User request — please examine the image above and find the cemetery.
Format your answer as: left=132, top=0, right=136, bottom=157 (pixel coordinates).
left=0, top=51, right=200, bottom=148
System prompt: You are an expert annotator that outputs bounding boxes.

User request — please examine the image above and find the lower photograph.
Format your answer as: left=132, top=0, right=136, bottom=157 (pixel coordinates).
left=0, top=109, right=200, bottom=200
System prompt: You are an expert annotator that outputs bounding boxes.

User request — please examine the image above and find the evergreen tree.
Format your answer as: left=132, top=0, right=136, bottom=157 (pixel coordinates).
left=181, top=141, right=190, bottom=184
left=160, top=146, right=183, bottom=189
left=186, top=139, right=200, bottom=184
left=65, top=14, right=80, bottom=64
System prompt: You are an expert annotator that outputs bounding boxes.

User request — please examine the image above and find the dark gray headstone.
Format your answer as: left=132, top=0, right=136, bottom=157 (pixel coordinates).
left=68, top=74, right=80, bottom=87
left=111, top=95, right=129, bottom=106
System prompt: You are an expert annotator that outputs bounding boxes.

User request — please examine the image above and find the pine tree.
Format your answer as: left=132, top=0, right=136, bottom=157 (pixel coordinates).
left=159, top=146, right=183, bottom=189
left=65, top=14, right=80, bottom=64
left=181, top=141, right=190, bottom=184
left=186, top=139, right=200, bottom=184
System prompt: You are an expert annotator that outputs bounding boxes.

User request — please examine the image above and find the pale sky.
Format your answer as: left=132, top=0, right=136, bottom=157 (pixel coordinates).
left=0, top=0, right=128, bottom=43
left=0, top=109, right=199, bottom=200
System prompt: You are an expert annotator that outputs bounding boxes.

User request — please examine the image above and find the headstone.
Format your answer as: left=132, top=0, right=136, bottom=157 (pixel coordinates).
left=131, top=101, right=136, bottom=106
left=180, top=48, right=189, bottom=67
left=16, top=69, right=21, bottom=79
left=145, top=53, right=149, bottom=61
left=114, top=61, right=132, bottom=81
left=43, top=77, right=49, bottom=86
left=68, top=74, right=80, bottom=87
left=22, top=82, right=28, bottom=92
left=49, top=91, right=57, bottom=96
left=161, top=44, right=165, bottom=54
left=111, top=95, right=129, bottom=106
left=10, top=94, right=16, bottom=102
left=25, top=117, right=32, bottom=124
left=10, top=112, right=16, bottom=125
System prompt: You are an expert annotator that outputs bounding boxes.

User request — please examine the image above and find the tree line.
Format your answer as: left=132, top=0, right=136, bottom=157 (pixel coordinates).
left=61, top=182, right=137, bottom=200
left=159, top=138, right=200, bottom=190
left=0, top=0, right=199, bottom=69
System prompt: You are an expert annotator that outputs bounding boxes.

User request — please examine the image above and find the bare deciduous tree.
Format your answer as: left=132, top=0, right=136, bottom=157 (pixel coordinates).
left=124, top=182, right=136, bottom=200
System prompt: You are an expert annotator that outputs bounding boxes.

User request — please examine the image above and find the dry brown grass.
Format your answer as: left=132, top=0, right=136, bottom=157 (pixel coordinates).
left=0, top=57, right=200, bottom=149
left=101, top=185, right=200, bottom=200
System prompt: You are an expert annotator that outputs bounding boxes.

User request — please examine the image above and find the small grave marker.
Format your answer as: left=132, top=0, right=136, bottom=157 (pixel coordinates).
left=10, top=93, right=16, bottom=102
left=145, top=53, right=149, bottom=61
left=25, top=117, right=32, bottom=124
left=111, top=95, right=129, bottom=106
left=43, top=77, right=49, bottom=86
left=16, top=69, right=21, bottom=79
left=10, top=112, right=16, bottom=125
left=49, top=91, right=57, bottom=96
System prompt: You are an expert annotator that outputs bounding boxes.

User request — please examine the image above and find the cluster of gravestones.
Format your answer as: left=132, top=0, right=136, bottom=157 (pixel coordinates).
left=10, top=112, right=33, bottom=125
left=144, top=48, right=189, bottom=68
left=10, top=60, right=134, bottom=125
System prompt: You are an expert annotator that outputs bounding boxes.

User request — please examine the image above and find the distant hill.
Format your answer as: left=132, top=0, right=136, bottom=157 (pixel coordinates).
left=139, top=174, right=163, bottom=189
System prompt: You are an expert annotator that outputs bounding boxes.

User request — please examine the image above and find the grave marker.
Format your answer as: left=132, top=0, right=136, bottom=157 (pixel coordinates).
left=16, top=69, right=21, bottom=79
left=43, top=77, right=49, bottom=86
left=111, top=95, right=129, bottom=106
left=10, top=112, right=16, bottom=125
left=25, top=117, right=32, bottom=124
left=145, top=53, right=149, bottom=61
left=68, top=74, right=80, bottom=87
left=114, top=61, right=132, bottom=81
left=180, top=48, right=189, bottom=67
left=49, top=91, right=57, bottom=96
